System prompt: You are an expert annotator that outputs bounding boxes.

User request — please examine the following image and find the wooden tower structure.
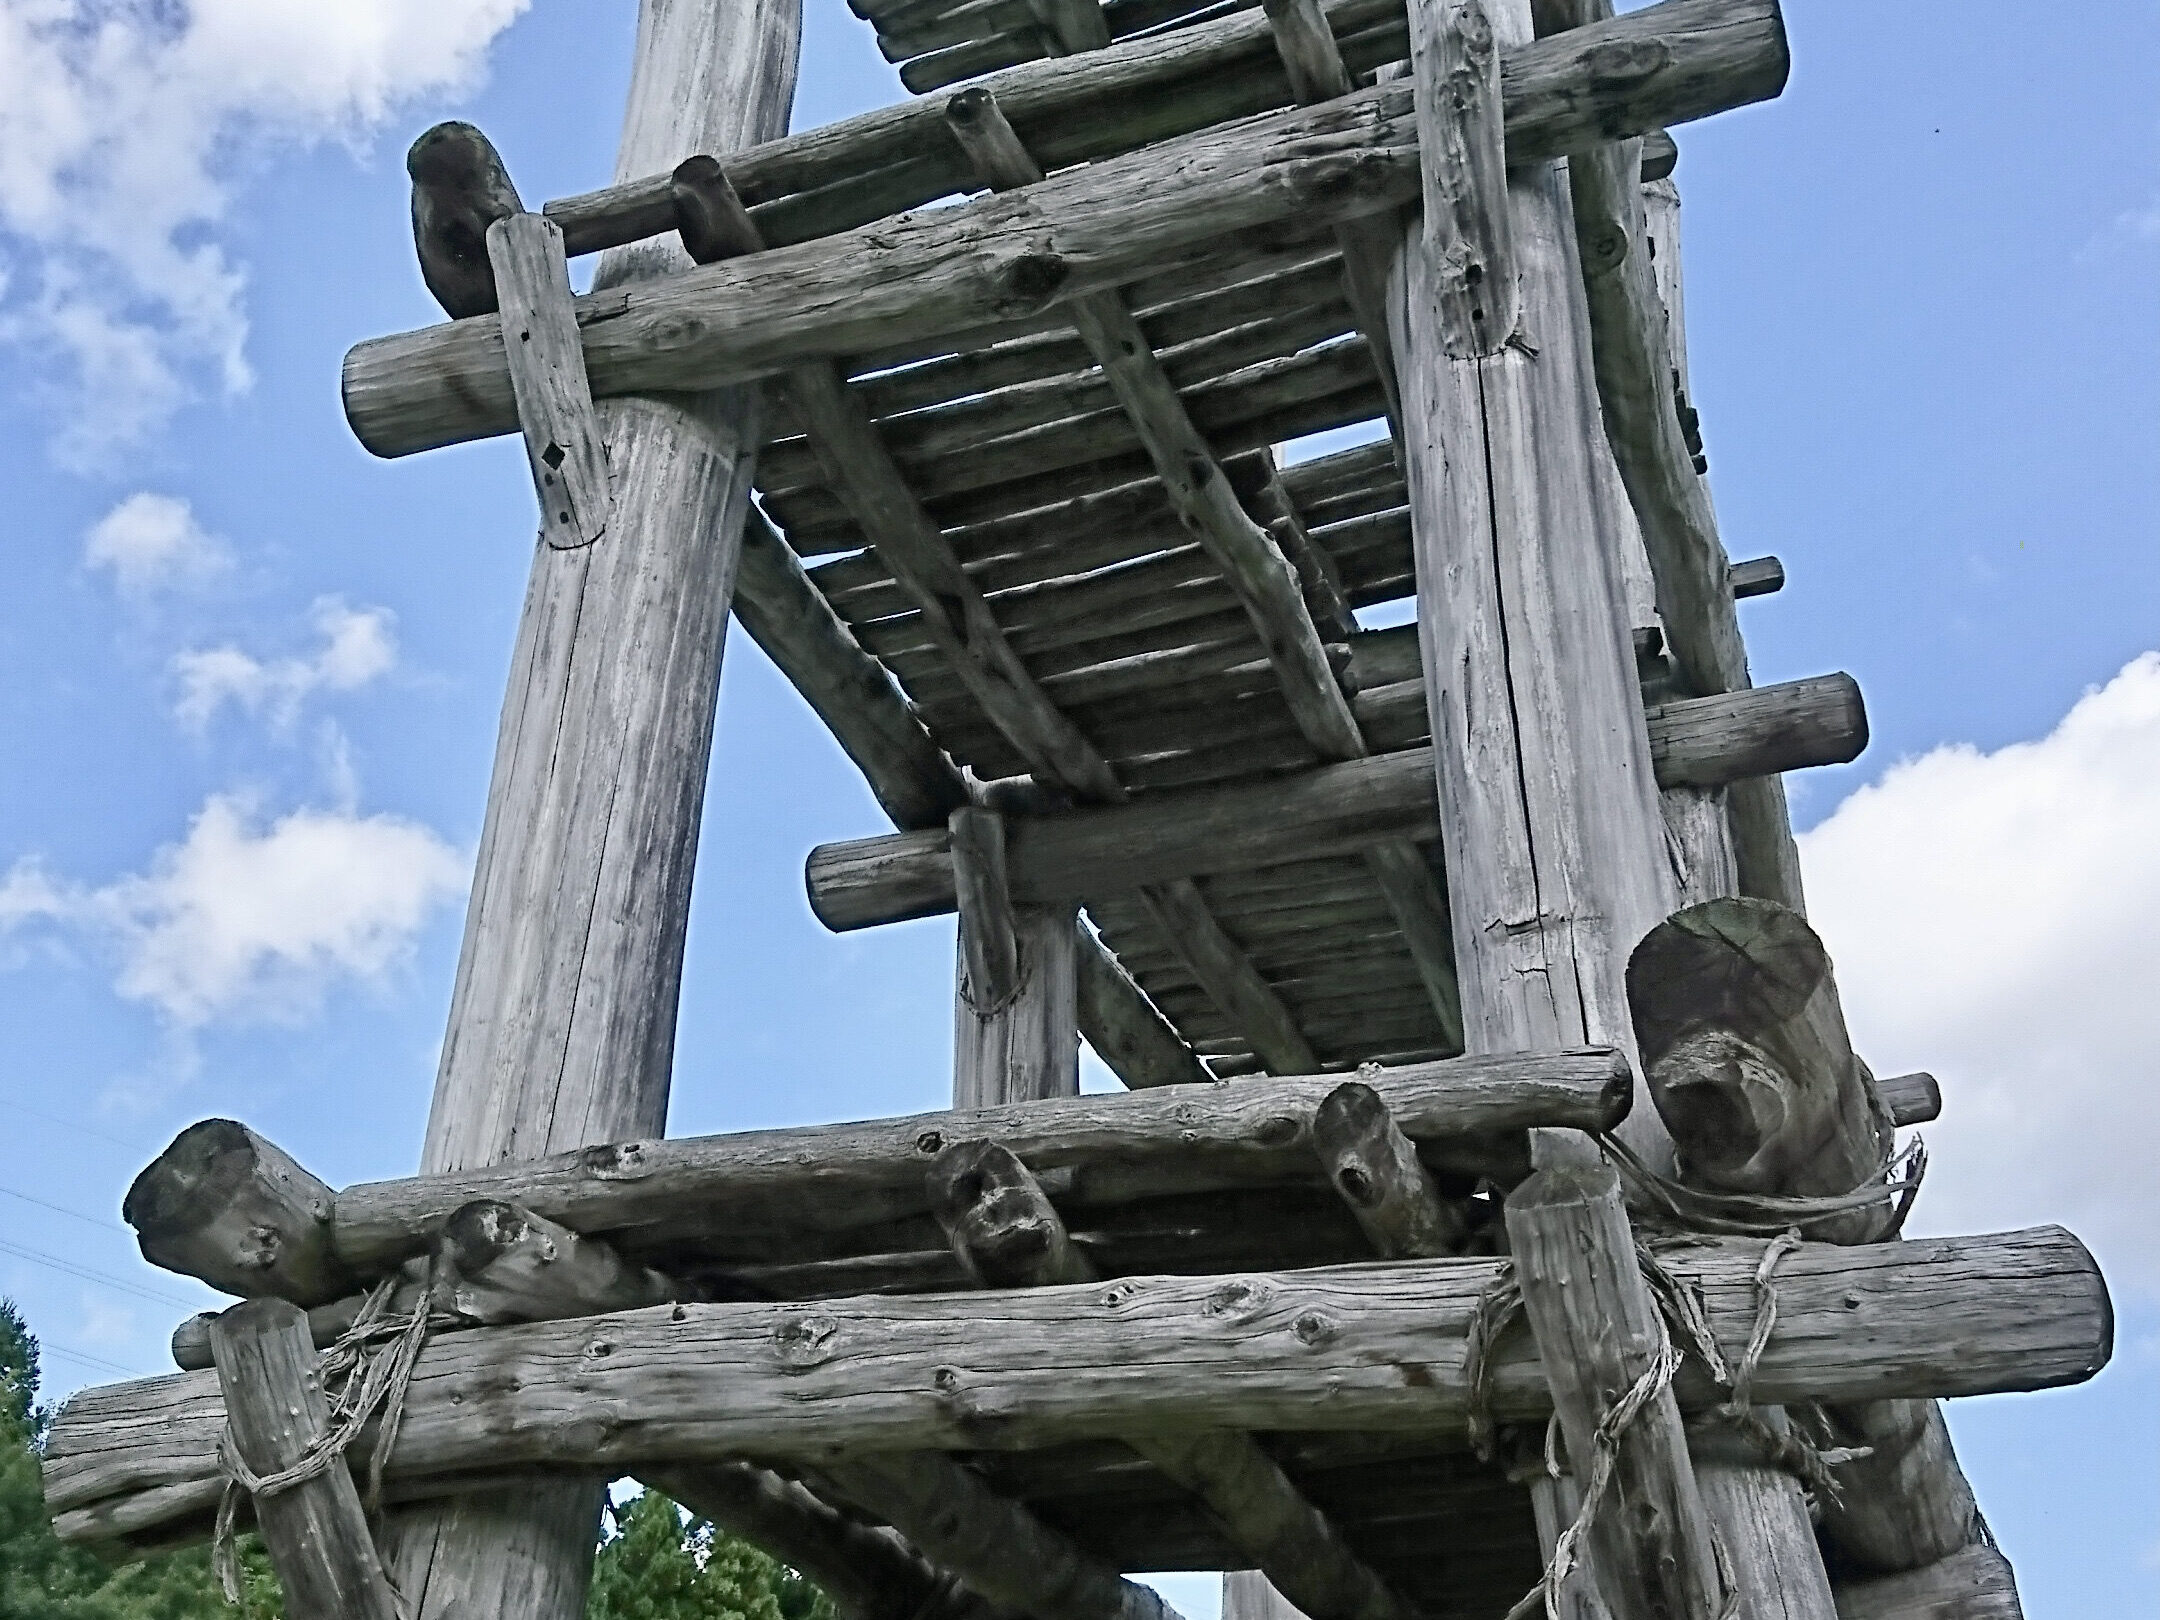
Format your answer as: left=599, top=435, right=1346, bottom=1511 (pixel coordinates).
left=43, top=3, right=2110, bottom=1619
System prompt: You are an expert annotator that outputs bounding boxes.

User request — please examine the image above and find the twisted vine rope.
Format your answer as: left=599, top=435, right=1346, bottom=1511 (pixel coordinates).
left=212, top=1265, right=449, bottom=1611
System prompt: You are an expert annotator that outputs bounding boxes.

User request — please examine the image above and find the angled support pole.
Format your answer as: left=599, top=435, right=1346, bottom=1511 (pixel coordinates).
left=209, top=1298, right=403, bottom=1620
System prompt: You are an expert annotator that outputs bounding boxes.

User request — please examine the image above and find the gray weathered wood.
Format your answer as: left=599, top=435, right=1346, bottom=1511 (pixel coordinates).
left=1506, top=1163, right=1722, bottom=1620
left=437, top=1199, right=684, bottom=1325
left=930, top=1139, right=1096, bottom=1287
left=1138, top=879, right=1319, bottom=1074
left=1626, top=897, right=1889, bottom=1235
left=207, top=1298, right=402, bottom=1620
left=1311, top=1081, right=1466, bottom=1257
left=1075, top=927, right=1213, bottom=1087
left=1416, top=0, right=1518, bottom=356
left=486, top=213, right=613, bottom=549
left=957, top=903, right=1082, bottom=1107
left=832, top=1452, right=1183, bottom=1620
left=45, top=1224, right=2112, bottom=1546
left=343, top=0, right=1792, bottom=458
left=655, top=1463, right=1000, bottom=1620
left=385, top=3, right=803, bottom=1614
left=808, top=675, right=1859, bottom=932
left=408, top=121, right=522, bottom=318
left=1728, top=555, right=1783, bottom=598
left=326, top=1048, right=1635, bottom=1275
left=951, top=807, right=1025, bottom=1012
left=1832, top=1543, right=2022, bottom=1620
left=123, top=1120, right=350, bottom=1306
left=1130, top=1429, right=1416, bottom=1620
left=1878, top=1071, right=1940, bottom=1128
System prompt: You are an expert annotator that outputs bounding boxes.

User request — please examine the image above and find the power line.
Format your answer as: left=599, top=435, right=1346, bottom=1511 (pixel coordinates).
left=0, top=1184, right=121, bottom=1231
left=38, top=1341, right=143, bottom=1380
left=13, top=1100, right=148, bottom=1154
left=0, top=1237, right=194, bottom=1309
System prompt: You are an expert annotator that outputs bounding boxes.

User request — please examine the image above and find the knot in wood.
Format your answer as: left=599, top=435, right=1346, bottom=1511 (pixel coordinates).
left=914, top=1130, right=946, bottom=1155
left=1578, top=37, right=1672, bottom=88
left=1001, top=251, right=1070, bottom=309
left=1203, top=1278, right=1272, bottom=1322
left=774, top=1311, right=840, bottom=1370
left=581, top=1141, right=651, bottom=1181
left=1254, top=1114, right=1302, bottom=1149
left=1293, top=1311, right=1338, bottom=1347
left=1098, top=1281, right=1141, bottom=1307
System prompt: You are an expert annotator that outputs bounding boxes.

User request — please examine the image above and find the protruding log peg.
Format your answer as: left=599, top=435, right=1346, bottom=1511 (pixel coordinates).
left=486, top=211, right=612, bottom=549
left=1311, top=1081, right=1466, bottom=1258
left=124, top=1120, right=351, bottom=1306
left=408, top=121, right=522, bottom=319
left=1627, top=897, right=1890, bottom=1239
left=438, top=1199, right=684, bottom=1325
left=928, top=1139, right=1093, bottom=1288
left=209, top=1298, right=402, bottom=1620
left=672, top=154, right=766, bottom=263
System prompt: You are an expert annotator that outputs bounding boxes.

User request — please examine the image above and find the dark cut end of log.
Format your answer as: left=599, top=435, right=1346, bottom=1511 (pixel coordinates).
left=1727, top=553, right=1783, bottom=598
left=438, top=1199, right=684, bottom=1327
left=928, top=1139, right=1095, bottom=1288
left=1877, top=1070, right=1941, bottom=1128
left=123, top=1119, right=351, bottom=1306
left=1638, top=127, right=1678, bottom=181
left=408, top=121, right=523, bottom=319
left=672, top=155, right=766, bottom=265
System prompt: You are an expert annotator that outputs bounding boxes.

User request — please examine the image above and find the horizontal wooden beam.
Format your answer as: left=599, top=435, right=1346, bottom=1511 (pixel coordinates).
left=808, top=675, right=1865, bottom=932
left=44, top=1225, right=2110, bottom=1548
left=135, top=1050, right=1620, bottom=1283
left=343, top=0, right=1788, bottom=457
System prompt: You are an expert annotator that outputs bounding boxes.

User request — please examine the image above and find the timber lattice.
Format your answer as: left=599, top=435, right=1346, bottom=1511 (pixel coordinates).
left=42, top=4, right=2102, bottom=1620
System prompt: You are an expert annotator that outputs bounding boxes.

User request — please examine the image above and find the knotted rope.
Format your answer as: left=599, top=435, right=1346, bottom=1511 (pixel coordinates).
left=1472, top=1219, right=1876, bottom=1620
left=212, top=1264, right=448, bottom=1610
left=1596, top=1130, right=1928, bottom=1240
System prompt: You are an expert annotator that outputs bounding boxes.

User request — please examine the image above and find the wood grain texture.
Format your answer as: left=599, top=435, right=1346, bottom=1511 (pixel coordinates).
left=123, top=1120, right=350, bottom=1307
left=487, top=213, right=613, bottom=549
left=1311, top=1081, right=1465, bottom=1257
left=654, top=1462, right=1000, bottom=1620
left=952, top=807, right=1025, bottom=1012
left=1831, top=1543, right=2022, bottom=1620
left=386, top=1, right=803, bottom=1612
left=408, top=122, right=523, bottom=319
left=45, top=1225, right=2112, bottom=1546
left=209, top=1299, right=403, bottom=1620
left=343, top=0, right=1792, bottom=458
left=1505, top=1164, right=1721, bottom=1620
left=324, top=1049, right=1631, bottom=1274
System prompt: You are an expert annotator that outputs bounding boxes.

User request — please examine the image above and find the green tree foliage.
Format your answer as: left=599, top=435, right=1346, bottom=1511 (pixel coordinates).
left=0, top=1298, right=282, bottom=1618
left=588, top=1490, right=836, bottom=1620
left=2, top=1299, right=832, bottom=1620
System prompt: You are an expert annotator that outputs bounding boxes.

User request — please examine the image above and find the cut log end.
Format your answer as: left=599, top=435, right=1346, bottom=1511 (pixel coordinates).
left=123, top=1120, right=349, bottom=1305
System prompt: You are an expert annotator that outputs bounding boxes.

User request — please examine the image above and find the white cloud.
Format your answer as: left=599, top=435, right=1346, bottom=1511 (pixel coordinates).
left=173, top=596, right=397, bottom=731
left=0, top=0, right=529, bottom=465
left=1, top=793, right=465, bottom=1026
left=1800, top=652, right=2160, bottom=1294
left=82, top=491, right=229, bottom=593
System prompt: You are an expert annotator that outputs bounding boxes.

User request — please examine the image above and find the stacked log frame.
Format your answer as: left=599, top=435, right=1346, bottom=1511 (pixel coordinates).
left=41, top=4, right=2098, bottom=1620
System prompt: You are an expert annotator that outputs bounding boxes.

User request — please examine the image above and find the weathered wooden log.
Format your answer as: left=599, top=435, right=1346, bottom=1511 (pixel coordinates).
left=951, top=807, right=1025, bottom=1011
left=830, top=1452, right=1183, bottom=1620
left=655, top=1463, right=1001, bottom=1620
left=1506, top=1163, right=1722, bottom=1620
left=1877, top=1071, right=1940, bottom=1128
left=729, top=509, right=1202, bottom=1090
left=123, top=1120, right=351, bottom=1307
left=1311, top=1081, right=1466, bottom=1257
left=385, top=5, right=803, bottom=1615
left=1129, top=1430, right=1416, bottom=1620
left=338, top=1049, right=1636, bottom=1274
left=1728, top=554, right=1783, bottom=598
left=931, top=1140, right=1096, bottom=1287
left=1561, top=43, right=1802, bottom=911
left=208, top=1298, right=402, bottom=1620
left=1831, top=1543, right=2021, bottom=1620
left=808, top=676, right=1863, bottom=931
left=43, top=1226, right=2112, bottom=1547
left=344, top=0, right=1790, bottom=458
left=437, top=1199, right=684, bottom=1325
left=1137, top=879, right=1320, bottom=1074
left=408, top=121, right=522, bottom=318
left=171, top=1262, right=427, bottom=1371
left=486, top=212, right=613, bottom=549
left=1626, top=897, right=1889, bottom=1233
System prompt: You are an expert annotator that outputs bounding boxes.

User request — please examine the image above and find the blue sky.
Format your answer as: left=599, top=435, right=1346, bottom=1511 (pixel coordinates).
left=2, top=2, right=2156, bottom=1613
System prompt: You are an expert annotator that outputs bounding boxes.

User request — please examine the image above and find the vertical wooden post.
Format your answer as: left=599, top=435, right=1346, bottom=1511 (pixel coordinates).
left=1392, top=0, right=1733, bottom=1614
left=209, top=1299, right=402, bottom=1620
left=950, top=807, right=1080, bottom=1110
left=383, top=2, right=802, bottom=1615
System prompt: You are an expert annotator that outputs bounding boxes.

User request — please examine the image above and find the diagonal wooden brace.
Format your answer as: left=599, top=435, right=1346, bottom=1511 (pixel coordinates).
left=485, top=212, right=613, bottom=549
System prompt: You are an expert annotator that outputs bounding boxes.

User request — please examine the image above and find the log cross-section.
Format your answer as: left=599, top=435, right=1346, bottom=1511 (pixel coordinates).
left=1311, top=1080, right=1467, bottom=1257
left=486, top=212, right=613, bottom=549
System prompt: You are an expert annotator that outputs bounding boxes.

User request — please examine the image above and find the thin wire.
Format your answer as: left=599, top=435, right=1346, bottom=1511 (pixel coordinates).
left=38, top=1341, right=143, bottom=1379
left=0, top=1184, right=122, bottom=1231
left=0, top=1236, right=197, bottom=1308
left=12, top=1102, right=148, bottom=1154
